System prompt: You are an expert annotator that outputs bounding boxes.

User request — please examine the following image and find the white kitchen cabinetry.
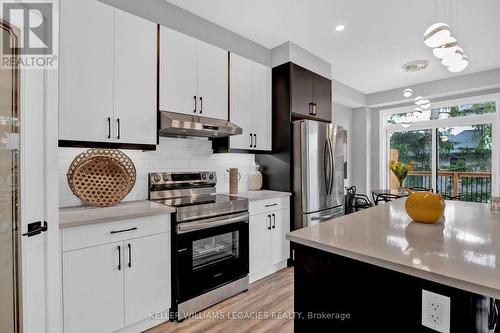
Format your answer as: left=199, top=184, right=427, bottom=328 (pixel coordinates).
left=159, top=26, right=228, bottom=119
left=249, top=197, right=290, bottom=283
left=59, top=0, right=114, bottom=143
left=230, top=53, right=272, bottom=151
left=124, top=233, right=171, bottom=326
left=61, top=215, right=171, bottom=333
left=59, top=1, right=157, bottom=146
left=113, top=9, right=157, bottom=145
left=63, top=242, right=124, bottom=333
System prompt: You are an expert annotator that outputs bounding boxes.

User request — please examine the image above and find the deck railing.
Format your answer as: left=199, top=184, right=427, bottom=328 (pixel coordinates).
left=404, top=171, right=492, bottom=203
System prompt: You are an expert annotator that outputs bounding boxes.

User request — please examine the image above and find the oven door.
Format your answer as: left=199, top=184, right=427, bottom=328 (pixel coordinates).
left=175, top=212, right=249, bottom=303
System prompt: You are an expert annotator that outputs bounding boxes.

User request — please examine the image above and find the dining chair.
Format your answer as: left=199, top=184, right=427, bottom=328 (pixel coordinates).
left=373, top=193, right=400, bottom=205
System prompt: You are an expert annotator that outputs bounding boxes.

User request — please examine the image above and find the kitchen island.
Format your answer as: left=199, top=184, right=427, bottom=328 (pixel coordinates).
left=287, top=199, right=500, bottom=332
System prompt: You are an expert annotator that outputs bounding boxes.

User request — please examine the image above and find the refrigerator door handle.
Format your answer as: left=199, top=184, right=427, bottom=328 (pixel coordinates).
left=323, top=140, right=330, bottom=195
left=328, top=138, right=335, bottom=195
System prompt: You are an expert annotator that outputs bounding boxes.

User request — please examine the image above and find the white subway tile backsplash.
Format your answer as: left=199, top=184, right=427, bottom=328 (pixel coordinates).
left=58, top=137, right=255, bottom=207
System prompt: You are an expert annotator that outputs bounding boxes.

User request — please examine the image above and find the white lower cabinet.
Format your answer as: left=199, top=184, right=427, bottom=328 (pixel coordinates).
left=62, top=215, right=171, bottom=333
left=249, top=198, right=290, bottom=283
left=63, top=242, right=124, bottom=333
left=124, top=233, right=171, bottom=326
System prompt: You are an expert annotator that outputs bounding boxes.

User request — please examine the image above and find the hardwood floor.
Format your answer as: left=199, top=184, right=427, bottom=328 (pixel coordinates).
left=147, top=268, right=294, bottom=333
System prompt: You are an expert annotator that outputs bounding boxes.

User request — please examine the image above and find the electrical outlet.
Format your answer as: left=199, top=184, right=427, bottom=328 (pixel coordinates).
left=422, top=290, right=450, bottom=333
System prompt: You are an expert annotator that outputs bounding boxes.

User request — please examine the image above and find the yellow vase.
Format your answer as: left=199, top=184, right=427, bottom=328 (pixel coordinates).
left=404, top=189, right=445, bottom=224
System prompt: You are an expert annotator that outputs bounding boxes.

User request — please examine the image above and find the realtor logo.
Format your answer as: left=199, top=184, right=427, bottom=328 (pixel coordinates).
left=2, top=2, right=53, bottom=54
left=1, top=1, right=57, bottom=68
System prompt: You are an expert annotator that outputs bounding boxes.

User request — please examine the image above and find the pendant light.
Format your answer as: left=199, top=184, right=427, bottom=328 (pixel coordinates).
left=403, top=88, right=413, bottom=98
left=424, top=0, right=469, bottom=73
left=424, top=23, right=451, bottom=48
left=432, top=37, right=458, bottom=59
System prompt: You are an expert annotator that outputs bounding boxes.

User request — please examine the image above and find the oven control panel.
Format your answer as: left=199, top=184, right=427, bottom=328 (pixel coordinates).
left=149, top=171, right=217, bottom=185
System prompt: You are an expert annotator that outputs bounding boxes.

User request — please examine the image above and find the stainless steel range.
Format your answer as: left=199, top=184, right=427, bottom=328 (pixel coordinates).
left=149, top=171, right=249, bottom=321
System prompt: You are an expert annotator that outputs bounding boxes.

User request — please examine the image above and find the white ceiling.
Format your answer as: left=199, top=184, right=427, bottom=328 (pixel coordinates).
left=166, top=0, right=500, bottom=94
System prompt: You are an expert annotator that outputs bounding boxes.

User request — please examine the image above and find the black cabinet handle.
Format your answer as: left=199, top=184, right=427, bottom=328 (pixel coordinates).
left=193, top=95, right=197, bottom=113
left=127, top=243, right=132, bottom=268
left=272, top=214, right=276, bottom=229
left=253, top=134, right=257, bottom=148
left=116, top=118, right=121, bottom=140
left=249, top=133, right=253, bottom=147
left=199, top=96, right=203, bottom=114
left=267, top=215, right=271, bottom=230
left=265, top=203, right=277, bottom=207
left=107, top=117, right=111, bottom=139
left=110, top=227, right=137, bottom=234
left=117, top=245, right=121, bottom=271
left=308, top=102, right=313, bottom=115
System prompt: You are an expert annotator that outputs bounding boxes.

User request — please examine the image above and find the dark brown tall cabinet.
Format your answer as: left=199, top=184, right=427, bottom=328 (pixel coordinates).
left=256, top=62, right=332, bottom=193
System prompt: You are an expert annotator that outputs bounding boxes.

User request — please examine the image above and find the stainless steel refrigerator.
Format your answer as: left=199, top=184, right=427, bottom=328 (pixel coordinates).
left=292, top=120, right=344, bottom=229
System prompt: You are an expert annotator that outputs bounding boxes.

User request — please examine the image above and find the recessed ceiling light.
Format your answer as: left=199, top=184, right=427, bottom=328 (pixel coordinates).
left=335, top=25, right=345, bottom=32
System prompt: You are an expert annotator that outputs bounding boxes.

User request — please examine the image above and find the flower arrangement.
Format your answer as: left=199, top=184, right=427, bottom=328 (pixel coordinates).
left=389, top=160, right=414, bottom=193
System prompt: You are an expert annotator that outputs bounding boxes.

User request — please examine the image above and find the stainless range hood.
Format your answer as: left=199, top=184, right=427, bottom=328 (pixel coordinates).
left=159, top=111, right=242, bottom=138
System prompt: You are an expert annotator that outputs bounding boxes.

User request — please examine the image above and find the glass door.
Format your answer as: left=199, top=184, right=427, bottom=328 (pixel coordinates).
left=437, top=124, right=492, bottom=202
left=389, top=129, right=432, bottom=190
left=0, top=22, right=20, bottom=333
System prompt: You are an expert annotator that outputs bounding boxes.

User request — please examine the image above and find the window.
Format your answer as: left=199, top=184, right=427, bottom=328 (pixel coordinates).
left=387, top=101, right=496, bottom=125
left=381, top=96, right=499, bottom=203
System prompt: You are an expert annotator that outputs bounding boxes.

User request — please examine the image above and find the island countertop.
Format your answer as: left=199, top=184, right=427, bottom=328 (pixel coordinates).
left=287, top=199, right=500, bottom=299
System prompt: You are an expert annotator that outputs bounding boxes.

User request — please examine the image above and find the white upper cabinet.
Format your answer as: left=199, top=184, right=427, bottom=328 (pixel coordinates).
left=159, top=26, right=197, bottom=116
left=113, top=9, right=157, bottom=145
left=197, top=40, right=229, bottom=119
left=251, top=61, right=272, bottom=151
left=229, top=53, right=272, bottom=151
left=159, top=27, right=228, bottom=119
left=59, top=0, right=114, bottom=142
left=229, top=54, right=252, bottom=149
left=59, top=1, right=157, bottom=146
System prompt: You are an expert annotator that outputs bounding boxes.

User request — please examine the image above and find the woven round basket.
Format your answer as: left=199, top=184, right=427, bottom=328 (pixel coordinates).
left=67, top=149, right=136, bottom=207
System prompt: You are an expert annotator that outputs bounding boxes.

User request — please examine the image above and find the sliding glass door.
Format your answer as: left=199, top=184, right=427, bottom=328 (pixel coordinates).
left=437, top=125, right=492, bottom=202
left=383, top=97, right=498, bottom=203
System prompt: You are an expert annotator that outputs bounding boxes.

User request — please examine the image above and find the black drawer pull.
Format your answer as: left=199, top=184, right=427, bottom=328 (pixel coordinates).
left=110, top=227, right=137, bottom=234
left=265, top=203, right=278, bottom=207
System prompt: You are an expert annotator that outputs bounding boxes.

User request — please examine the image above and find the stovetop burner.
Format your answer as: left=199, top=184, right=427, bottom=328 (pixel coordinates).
left=154, top=194, right=245, bottom=208
left=148, top=172, right=249, bottom=222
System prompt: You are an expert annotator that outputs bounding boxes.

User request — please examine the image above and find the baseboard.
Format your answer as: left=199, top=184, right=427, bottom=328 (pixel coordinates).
left=249, top=261, right=288, bottom=284
left=114, top=310, right=169, bottom=333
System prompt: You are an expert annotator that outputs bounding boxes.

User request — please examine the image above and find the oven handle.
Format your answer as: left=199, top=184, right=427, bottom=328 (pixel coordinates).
left=177, top=212, right=249, bottom=234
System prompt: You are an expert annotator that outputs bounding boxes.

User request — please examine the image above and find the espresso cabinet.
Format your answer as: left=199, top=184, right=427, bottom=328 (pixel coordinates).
left=290, top=63, right=332, bottom=122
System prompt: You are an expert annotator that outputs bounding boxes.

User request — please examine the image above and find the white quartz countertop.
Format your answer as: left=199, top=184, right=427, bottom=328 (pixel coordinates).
left=221, top=190, right=292, bottom=201
left=287, top=199, right=500, bottom=299
left=59, top=200, right=175, bottom=228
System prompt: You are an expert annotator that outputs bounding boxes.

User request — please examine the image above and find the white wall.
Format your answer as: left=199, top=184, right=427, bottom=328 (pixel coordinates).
left=58, top=137, right=255, bottom=207
left=333, top=102, right=353, bottom=187
left=350, top=107, right=371, bottom=195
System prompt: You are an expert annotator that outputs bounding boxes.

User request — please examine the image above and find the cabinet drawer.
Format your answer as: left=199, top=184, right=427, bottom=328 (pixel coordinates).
left=62, top=215, right=170, bottom=252
left=249, top=197, right=290, bottom=216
